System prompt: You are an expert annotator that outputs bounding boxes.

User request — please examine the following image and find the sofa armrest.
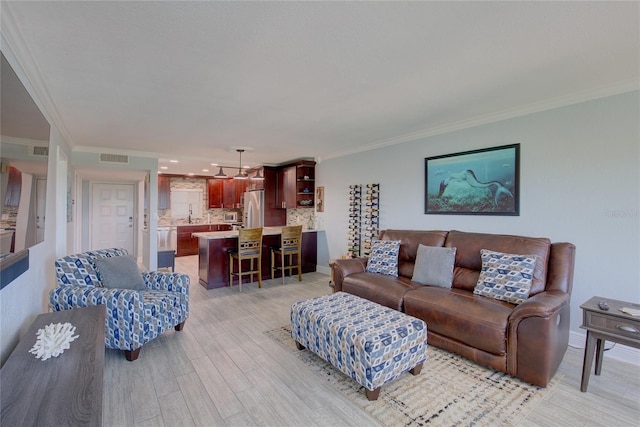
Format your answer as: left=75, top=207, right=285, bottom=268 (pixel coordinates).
left=332, top=257, right=367, bottom=292
left=49, top=285, right=146, bottom=351
left=509, top=290, right=569, bottom=323
left=506, top=290, right=571, bottom=386
left=49, top=285, right=143, bottom=313
left=143, top=271, right=190, bottom=295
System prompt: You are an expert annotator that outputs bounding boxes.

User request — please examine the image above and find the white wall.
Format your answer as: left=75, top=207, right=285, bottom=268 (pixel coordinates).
left=316, top=91, right=640, bottom=362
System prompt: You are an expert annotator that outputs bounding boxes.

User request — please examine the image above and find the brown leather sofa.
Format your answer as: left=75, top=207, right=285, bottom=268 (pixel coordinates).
left=332, top=229, right=575, bottom=387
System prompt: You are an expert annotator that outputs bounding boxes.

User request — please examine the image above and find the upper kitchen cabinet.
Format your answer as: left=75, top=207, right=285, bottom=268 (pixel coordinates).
left=3, top=166, right=22, bottom=207
left=207, top=178, right=247, bottom=209
left=158, top=176, right=171, bottom=210
left=276, top=160, right=315, bottom=209
left=276, top=165, right=296, bottom=209
left=207, top=178, right=223, bottom=208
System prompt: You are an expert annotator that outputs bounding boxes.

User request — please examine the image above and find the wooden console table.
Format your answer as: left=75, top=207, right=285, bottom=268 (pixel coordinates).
left=580, top=296, right=640, bottom=392
left=1, top=305, right=106, bottom=426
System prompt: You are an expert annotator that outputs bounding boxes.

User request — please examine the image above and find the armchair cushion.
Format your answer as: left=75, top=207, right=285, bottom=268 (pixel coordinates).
left=94, top=255, right=146, bottom=290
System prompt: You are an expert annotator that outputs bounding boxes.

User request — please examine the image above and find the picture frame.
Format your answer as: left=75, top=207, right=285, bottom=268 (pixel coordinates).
left=316, top=186, right=324, bottom=212
left=425, top=144, right=520, bottom=215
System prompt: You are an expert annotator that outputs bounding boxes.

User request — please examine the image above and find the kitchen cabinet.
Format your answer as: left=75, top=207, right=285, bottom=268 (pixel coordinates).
left=276, top=166, right=296, bottom=209
left=263, top=167, right=286, bottom=226
left=4, top=166, right=22, bottom=207
left=276, top=161, right=315, bottom=209
left=207, top=179, right=224, bottom=208
left=176, top=224, right=233, bottom=256
left=177, top=225, right=210, bottom=256
left=158, top=176, right=171, bottom=209
left=208, top=178, right=247, bottom=209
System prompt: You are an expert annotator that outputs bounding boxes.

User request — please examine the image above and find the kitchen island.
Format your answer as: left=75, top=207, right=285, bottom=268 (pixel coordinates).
left=193, top=227, right=317, bottom=289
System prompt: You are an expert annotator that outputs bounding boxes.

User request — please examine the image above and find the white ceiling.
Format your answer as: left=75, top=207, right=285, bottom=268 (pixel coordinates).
left=2, top=1, right=638, bottom=178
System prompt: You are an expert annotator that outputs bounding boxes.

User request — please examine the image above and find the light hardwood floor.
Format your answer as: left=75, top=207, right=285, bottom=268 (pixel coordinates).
left=103, top=256, right=640, bottom=426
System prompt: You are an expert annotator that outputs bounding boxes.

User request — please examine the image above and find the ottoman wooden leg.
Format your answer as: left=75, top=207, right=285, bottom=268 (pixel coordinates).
left=295, top=341, right=306, bottom=350
left=365, top=387, right=381, bottom=401
left=409, top=362, right=423, bottom=375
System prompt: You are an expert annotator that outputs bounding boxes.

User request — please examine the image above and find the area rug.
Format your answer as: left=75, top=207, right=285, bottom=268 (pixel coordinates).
left=265, top=326, right=561, bottom=426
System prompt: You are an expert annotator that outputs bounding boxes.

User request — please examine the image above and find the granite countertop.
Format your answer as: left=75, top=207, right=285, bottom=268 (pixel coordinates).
left=158, top=223, right=235, bottom=228
left=193, top=226, right=318, bottom=240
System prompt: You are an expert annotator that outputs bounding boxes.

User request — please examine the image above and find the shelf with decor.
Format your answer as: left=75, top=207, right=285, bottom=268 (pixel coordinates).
left=276, top=160, right=316, bottom=209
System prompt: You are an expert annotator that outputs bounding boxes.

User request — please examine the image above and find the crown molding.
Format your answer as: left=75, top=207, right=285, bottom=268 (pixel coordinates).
left=72, top=145, right=163, bottom=159
left=319, top=80, right=639, bottom=162
left=1, top=4, right=75, bottom=148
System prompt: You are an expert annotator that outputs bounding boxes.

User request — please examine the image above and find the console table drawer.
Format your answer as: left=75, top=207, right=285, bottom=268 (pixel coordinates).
left=584, top=311, right=640, bottom=340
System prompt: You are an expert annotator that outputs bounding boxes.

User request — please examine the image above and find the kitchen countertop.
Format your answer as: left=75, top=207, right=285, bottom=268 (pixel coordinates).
left=158, top=223, right=237, bottom=228
left=193, top=226, right=318, bottom=240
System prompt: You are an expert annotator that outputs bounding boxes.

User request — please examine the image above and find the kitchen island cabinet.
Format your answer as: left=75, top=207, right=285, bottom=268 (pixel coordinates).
left=176, top=224, right=233, bottom=256
left=194, top=227, right=317, bottom=289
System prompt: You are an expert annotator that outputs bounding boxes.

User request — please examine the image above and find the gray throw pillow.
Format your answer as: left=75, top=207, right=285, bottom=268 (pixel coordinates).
left=94, top=255, right=146, bottom=290
left=411, top=244, right=456, bottom=288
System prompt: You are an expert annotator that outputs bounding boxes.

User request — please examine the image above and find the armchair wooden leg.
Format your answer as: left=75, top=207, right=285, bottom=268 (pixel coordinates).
left=125, top=347, right=141, bottom=361
left=175, top=321, right=186, bottom=331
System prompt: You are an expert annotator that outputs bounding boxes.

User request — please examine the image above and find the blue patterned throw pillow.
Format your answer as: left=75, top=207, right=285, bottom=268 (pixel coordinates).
left=474, top=249, right=537, bottom=304
left=365, top=239, right=401, bottom=277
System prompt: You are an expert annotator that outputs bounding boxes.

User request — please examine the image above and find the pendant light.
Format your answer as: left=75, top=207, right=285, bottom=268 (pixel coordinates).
left=253, top=167, right=265, bottom=180
left=233, top=149, right=248, bottom=179
left=214, top=166, right=228, bottom=179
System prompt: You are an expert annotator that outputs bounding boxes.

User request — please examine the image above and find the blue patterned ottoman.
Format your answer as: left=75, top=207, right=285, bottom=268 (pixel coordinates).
left=290, top=292, right=427, bottom=400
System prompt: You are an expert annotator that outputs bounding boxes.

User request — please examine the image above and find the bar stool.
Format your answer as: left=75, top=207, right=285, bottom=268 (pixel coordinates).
left=271, top=225, right=303, bottom=284
left=228, top=227, right=263, bottom=291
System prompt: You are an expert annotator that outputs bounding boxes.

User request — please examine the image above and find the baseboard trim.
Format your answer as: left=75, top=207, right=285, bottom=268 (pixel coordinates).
left=569, top=330, right=640, bottom=366
left=316, top=265, right=331, bottom=276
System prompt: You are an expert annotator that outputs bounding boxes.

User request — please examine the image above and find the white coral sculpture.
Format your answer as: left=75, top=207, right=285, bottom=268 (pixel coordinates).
left=29, top=322, right=79, bottom=361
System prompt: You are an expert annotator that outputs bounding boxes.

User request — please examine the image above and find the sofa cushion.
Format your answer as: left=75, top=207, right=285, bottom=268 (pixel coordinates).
left=474, top=249, right=537, bottom=304
left=94, top=255, right=146, bottom=290
left=404, top=287, right=513, bottom=355
left=365, top=239, right=401, bottom=276
left=342, top=272, right=418, bottom=311
left=445, top=230, right=550, bottom=295
left=378, top=230, right=449, bottom=278
left=411, top=244, right=456, bottom=288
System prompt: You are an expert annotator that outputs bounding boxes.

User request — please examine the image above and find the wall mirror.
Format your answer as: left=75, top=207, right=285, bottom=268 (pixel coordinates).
left=0, top=51, right=51, bottom=288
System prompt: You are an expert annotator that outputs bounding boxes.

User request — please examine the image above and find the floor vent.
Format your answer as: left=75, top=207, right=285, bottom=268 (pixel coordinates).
left=99, top=153, right=129, bottom=164
left=31, top=146, right=49, bottom=157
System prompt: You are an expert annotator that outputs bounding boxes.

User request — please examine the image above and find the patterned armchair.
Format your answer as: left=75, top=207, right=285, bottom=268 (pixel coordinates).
left=50, top=248, right=189, bottom=361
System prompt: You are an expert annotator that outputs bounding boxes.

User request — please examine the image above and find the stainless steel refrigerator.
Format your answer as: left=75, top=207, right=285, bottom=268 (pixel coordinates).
left=243, top=190, right=265, bottom=228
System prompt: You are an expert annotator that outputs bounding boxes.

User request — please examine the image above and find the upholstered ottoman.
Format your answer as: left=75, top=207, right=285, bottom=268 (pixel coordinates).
left=290, top=292, right=427, bottom=400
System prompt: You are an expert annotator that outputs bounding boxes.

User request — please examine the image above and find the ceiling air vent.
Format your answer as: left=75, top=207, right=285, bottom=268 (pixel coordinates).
left=99, top=153, right=129, bottom=164
left=30, top=146, right=49, bottom=157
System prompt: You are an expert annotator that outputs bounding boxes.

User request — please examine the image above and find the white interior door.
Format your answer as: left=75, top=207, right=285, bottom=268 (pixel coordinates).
left=35, top=178, right=46, bottom=243
left=91, top=183, right=135, bottom=253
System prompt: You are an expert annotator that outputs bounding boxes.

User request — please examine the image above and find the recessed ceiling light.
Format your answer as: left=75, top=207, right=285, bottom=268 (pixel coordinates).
left=169, top=160, right=178, bottom=163
left=202, top=169, right=209, bottom=172
left=160, top=166, right=168, bottom=170
left=187, top=173, right=194, bottom=176
left=210, top=163, right=218, bottom=166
